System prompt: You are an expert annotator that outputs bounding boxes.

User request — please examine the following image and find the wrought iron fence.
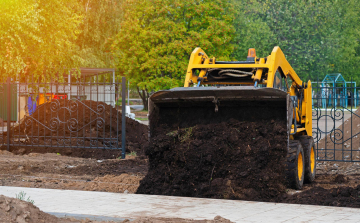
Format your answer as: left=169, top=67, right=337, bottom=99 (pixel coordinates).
left=0, top=71, right=127, bottom=158
left=312, top=84, right=360, bottom=162
left=2, top=71, right=360, bottom=162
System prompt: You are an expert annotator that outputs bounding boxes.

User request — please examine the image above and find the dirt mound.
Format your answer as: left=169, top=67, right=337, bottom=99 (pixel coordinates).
left=137, top=119, right=288, bottom=201
left=317, top=108, right=360, bottom=161
left=0, top=194, right=234, bottom=222
left=281, top=185, right=360, bottom=207
left=5, top=100, right=148, bottom=158
left=0, top=195, right=60, bottom=223
left=84, top=174, right=142, bottom=193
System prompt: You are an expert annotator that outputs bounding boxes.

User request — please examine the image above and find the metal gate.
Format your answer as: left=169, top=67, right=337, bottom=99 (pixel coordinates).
left=312, top=85, right=360, bottom=162
left=0, top=71, right=127, bottom=158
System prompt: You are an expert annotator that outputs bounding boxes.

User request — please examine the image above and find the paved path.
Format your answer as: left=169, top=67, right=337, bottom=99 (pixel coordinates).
left=0, top=186, right=360, bottom=223
left=129, top=104, right=144, bottom=111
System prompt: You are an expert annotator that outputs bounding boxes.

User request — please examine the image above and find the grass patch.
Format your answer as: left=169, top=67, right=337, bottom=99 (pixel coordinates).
left=117, top=151, right=137, bottom=159
left=15, top=191, right=34, bottom=204
left=136, top=117, right=148, bottom=121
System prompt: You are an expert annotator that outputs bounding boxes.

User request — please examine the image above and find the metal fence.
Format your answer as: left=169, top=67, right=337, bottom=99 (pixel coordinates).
left=1, top=73, right=360, bottom=162
left=312, top=84, right=360, bottom=162
left=0, top=72, right=127, bottom=158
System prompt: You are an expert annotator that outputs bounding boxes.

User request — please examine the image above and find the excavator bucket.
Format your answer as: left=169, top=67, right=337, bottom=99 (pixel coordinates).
left=149, top=86, right=292, bottom=137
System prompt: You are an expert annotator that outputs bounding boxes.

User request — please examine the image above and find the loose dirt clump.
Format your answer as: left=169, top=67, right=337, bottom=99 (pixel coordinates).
left=137, top=119, right=288, bottom=201
left=3, top=100, right=148, bottom=158
left=333, top=174, right=348, bottom=183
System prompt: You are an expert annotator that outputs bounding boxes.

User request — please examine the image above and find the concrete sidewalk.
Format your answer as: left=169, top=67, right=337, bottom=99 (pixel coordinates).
left=0, top=186, right=359, bottom=223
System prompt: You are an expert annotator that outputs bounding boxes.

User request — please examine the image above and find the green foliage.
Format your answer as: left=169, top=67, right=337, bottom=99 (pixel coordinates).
left=0, top=0, right=83, bottom=82
left=128, top=151, right=137, bottom=156
left=326, top=0, right=360, bottom=83
left=2, top=0, right=360, bottom=91
left=117, top=151, right=137, bottom=159
left=111, top=0, right=236, bottom=96
left=231, top=0, right=276, bottom=60
left=75, top=0, right=123, bottom=68
left=232, top=0, right=360, bottom=82
left=15, top=191, right=35, bottom=204
left=263, top=0, right=338, bottom=81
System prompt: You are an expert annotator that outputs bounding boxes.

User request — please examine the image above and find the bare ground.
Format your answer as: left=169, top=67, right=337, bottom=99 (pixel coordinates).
left=0, top=149, right=359, bottom=195
left=0, top=150, right=147, bottom=193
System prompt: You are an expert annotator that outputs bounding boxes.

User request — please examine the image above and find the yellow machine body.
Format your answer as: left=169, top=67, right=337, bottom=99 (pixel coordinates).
left=182, top=46, right=312, bottom=137
left=149, top=46, right=314, bottom=189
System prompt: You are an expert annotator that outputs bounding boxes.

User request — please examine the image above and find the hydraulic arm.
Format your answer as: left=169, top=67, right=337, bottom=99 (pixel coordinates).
left=183, top=46, right=312, bottom=137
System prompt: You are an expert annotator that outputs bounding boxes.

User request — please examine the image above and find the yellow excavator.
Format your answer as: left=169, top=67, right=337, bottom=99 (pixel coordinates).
left=149, top=46, right=315, bottom=189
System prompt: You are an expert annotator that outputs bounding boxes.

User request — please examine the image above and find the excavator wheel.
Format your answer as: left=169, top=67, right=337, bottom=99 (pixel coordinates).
left=286, top=140, right=305, bottom=190
left=297, top=136, right=316, bottom=183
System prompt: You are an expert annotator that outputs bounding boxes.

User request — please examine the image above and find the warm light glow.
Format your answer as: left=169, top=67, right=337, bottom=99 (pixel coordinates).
left=247, top=48, right=256, bottom=58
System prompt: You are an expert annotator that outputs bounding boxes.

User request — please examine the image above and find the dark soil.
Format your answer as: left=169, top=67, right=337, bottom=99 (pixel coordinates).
left=281, top=185, right=360, bottom=208
left=333, top=174, right=348, bottom=183
left=2, top=100, right=148, bottom=159
left=137, top=119, right=288, bottom=202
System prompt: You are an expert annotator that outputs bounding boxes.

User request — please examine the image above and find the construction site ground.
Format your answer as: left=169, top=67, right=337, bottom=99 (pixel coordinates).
left=0, top=148, right=360, bottom=198
left=1, top=145, right=360, bottom=222
left=1, top=107, right=360, bottom=221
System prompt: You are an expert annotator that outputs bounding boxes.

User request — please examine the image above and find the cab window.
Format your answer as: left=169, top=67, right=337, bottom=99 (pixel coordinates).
left=274, top=70, right=282, bottom=90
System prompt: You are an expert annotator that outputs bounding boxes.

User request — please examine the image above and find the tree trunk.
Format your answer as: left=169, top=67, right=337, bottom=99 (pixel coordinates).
left=136, top=86, right=149, bottom=111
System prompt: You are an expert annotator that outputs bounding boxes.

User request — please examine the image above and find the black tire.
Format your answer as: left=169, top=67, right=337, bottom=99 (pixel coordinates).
left=297, top=136, right=316, bottom=183
left=286, top=140, right=305, bottom=190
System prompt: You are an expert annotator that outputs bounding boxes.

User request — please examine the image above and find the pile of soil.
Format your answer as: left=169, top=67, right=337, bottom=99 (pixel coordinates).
left=85, top=174, right=143, bottom=193
left=137, top=119, right=288, bottom=201
left=317, top=108, right=360, bottom=161
left=0, top=194, right=233, bottom=223
left=3, top=100, right=148, bottom=158
left=0, top=195, right=60, bottom=223
left=281, top=185, right=360, bottom=207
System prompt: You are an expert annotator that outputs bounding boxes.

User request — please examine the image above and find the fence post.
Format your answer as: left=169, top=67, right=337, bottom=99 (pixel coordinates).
left=121, top=77, right=126, bottom=159
left=6, top=77, right=11, bottom=151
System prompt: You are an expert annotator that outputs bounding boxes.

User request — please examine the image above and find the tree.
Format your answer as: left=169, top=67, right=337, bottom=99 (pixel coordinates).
left=232, top=0, right=360, bottom=83
left=111, top=0, right=236, bottom=110
left=0, top=0, right=82, bottom=82
left=325, top=0, right=360, bottom=83
left=231, top=0, right=276, bottom=60
left=257, top=0, right=339, bottom=81
left=75, top=0, right=123, bottom=68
